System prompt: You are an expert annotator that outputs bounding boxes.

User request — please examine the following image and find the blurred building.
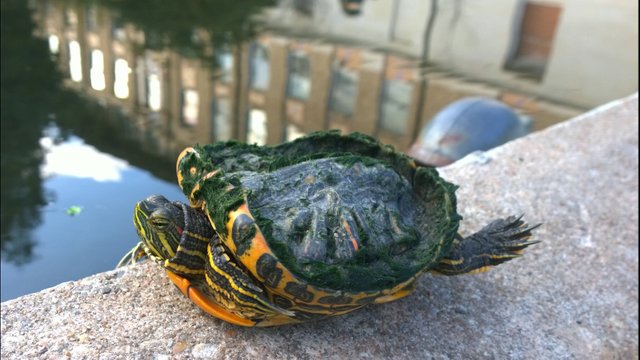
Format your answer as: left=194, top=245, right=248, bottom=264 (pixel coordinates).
left=32, top=0, right=635, bottom=156
left=263, top=0, right=638, bottom=110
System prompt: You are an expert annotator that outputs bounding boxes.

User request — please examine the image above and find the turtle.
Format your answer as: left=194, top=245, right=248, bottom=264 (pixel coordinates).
left=119, top=130, right=540, bottom=327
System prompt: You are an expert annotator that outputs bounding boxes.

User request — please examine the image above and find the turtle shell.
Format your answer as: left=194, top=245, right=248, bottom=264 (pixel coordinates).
left=176, top=131, right=461, bottom=310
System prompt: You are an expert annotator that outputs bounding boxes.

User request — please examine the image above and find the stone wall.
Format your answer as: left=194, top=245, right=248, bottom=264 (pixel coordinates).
left=1, top=93, right=637, bottom=359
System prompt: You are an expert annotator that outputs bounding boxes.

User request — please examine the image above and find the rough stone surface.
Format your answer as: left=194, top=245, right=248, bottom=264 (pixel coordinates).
left=1, top=93, right=638, bottom=359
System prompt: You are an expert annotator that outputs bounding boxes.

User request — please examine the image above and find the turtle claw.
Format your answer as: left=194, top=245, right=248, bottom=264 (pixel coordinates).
left=430, top=215, right=542, bottom=276
left=116, top=242, right=147, bottom=268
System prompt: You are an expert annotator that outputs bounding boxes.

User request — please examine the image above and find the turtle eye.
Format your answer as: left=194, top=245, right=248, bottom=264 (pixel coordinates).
left=150, top=217, right=172, bottom=230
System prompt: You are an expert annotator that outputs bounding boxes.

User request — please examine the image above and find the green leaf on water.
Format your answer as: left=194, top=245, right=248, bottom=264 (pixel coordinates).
left=66, top=206, right=83, bottom=216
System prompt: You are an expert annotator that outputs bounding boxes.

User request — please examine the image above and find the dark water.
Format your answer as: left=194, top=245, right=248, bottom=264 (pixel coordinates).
left=0, top=0, right=270, bottom=301
left=0, top=0, right=425, bottom=301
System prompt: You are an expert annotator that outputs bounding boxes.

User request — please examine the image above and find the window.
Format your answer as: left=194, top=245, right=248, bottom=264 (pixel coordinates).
left=85, top=5, right=98, bottom=32
left=68, top=40, right=82, bottom=82
left=64, top=8, right=78, bottom=26
left=246, top=109, right=267, bottom=145
left=146, top=57, right=162, bottom=111
left=114, top=59, right=130, bottom=99
left=211, top=98, right=231, bottom=141
left=90, top=50, right=106, bottom=91
left=111, top=19, right=127, bottom=41
left=249, top=42, right=270, bottom=91
left=48, top=35, right=60, bottom=54
left=505, top=2, right=562, bottom=79
left=328, top=60, right=358, bottom=117
left=181, top=90, right=199, bottom=126
left=379, top=80, right=413, bottom=135
left=148, top=74, right=162, bottom=111
left=286, top=50, right=311, bottom=101
left=215, top=48, right=234, bottom=84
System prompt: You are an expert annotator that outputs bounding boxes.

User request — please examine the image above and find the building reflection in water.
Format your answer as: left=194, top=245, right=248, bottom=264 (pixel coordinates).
left=5, top=0, right=611, bottom=275
left=32, top=0, right=436, bottom=159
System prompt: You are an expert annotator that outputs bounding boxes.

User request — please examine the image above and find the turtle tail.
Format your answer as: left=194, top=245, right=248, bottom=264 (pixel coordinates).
left=430, top=215, right=541, bottom=276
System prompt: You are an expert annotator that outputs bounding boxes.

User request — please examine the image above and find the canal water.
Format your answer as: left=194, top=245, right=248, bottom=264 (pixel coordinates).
left=1, top=0, right=426, bottom=301
left=3, top=0, right=540, bottom=301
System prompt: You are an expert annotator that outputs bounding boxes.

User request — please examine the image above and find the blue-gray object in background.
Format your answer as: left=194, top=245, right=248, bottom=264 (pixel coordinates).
left=408, top=97, right=532, bottom=166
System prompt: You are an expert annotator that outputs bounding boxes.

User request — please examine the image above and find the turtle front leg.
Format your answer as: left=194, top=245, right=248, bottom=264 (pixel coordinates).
left=200, top=238, right=294, bottom=322
left=167, top=236, right=294, bottom=327
left=430, top=215, right=541, bottom=275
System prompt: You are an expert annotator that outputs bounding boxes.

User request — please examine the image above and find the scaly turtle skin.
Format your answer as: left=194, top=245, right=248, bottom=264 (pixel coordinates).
left=120, top=131, right=539, bottom=327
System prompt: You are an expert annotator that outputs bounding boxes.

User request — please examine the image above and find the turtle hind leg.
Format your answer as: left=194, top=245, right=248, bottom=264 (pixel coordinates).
left=430, top=215, right=541, bottom=276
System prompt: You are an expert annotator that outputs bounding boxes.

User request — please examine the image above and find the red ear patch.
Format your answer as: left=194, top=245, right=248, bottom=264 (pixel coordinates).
left=176, top=226, right=183, bottom=236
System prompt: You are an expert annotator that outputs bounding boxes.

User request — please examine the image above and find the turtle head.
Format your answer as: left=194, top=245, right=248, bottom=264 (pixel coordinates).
left=133, top=195, right=185, bottom=262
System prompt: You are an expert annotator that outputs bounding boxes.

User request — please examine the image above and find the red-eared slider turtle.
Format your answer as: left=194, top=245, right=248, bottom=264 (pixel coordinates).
left=120, top=131, right=539, bottom=327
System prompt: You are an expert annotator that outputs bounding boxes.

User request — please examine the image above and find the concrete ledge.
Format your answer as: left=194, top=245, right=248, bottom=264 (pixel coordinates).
left=2, top=93, right=638, bottom=359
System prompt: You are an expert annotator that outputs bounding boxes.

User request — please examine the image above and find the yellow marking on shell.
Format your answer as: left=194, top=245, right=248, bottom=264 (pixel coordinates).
left=165, top=270, right=256, bottom=327
left=189, top=182, right=202, bottom=207
left=374, top=288, right=413, bottom=304
left=432, top=187, right=457, bottom=265
left=226, top=199, right=423, bottom=310
left=349, top=276, right=417, bottom=304
left=189, top=182, right=200, bottom=198
left=383, top=276, right=417, bottom=296
left=224, top=203, right=255, bottom=254
left=176, top=147, right=195, bottom=190
left=191, top=199, right=205, bottom=209
left=331, top=305, right=365, bottom=316
left=226, top=205, right=313, bottom=303
left=430, top=235, right=447, bottom=267
left=164, top=261, right=205, bottom=275
left=201, top=170, right=219, bottom=181
left=342, top=219, right=359, bottom=251
left=189, top=169, right=221, bottom=208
